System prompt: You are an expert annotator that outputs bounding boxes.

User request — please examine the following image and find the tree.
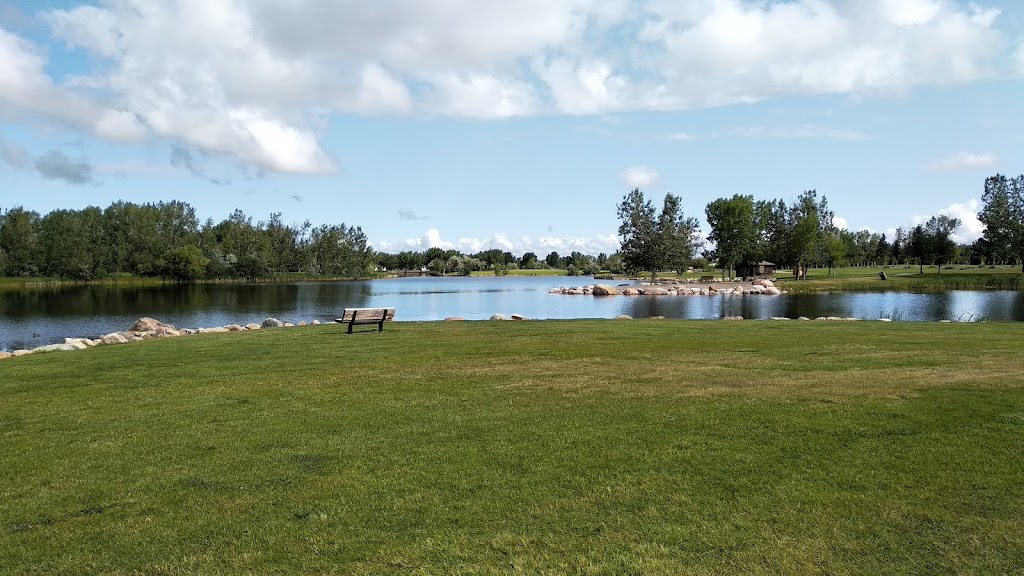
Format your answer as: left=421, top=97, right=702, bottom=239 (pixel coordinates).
left=705, top=195, right=756, bottom=279
left=544, top=251, right=560, bottom=268
left=979, top=174, right=1024, bottom=271
left=787, top=191, right=824, bottom=280
left=0, top=207, right=41, bottom=276
left=617, top=188, right=700, bottom=282
left=925, top=215, right=961, bottom=273
left=165, top=245, right=210, bottom=282
left=909, top=225, right=928, bottom=274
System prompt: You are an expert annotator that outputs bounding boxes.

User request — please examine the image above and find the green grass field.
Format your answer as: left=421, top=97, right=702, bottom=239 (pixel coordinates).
left=2, top=321, right=1023, bottom=574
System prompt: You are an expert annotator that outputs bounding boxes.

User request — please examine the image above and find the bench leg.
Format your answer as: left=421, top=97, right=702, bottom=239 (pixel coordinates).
left=378, top=320, right=384, bottom=332
left=347, top=322, right=353, bottom=334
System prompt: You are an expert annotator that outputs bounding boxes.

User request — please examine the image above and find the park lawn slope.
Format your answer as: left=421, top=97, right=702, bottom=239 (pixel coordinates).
left=1, top=321, right=1023, bottom=574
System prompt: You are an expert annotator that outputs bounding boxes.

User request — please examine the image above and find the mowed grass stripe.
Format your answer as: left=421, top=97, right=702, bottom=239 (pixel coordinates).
left=1, top=321, right=1022, bottom=574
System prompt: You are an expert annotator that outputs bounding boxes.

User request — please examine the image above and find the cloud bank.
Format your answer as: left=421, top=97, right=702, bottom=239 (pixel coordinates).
left=0, top=1, right=1010, bottom=174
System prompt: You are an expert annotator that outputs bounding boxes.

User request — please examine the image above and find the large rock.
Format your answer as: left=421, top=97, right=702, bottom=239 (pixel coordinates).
left=490, top=314, right=506, bottom=321
left=245, top=323, right=262, bottom=331
left=615, top=315, right=633, bottom=320
left=130, top=317, right=174, bottom=332
left=510, top=314, right=527, bottom=321
left=643, top=287, right=670, bottom=296
left=100, top=333, right=129, bottom=345
left=592, top=284, right=619, bottom=296
left=33, top=344, right=76, bottom=353
left=197, top=327, right=230, bottom=334
left=261, top=318, right=284, bottom=329
left=723, top=316, right=744, bottom=321
left=765, top=287, right=782, bottom=296
left=311, top=320, right=321, bottom=325
left=444, top=317, right=465, bottom=321
left=64, top=339, right=90, bottom=350
left=224, top=324, right=245, bottom=332
left=620, top=288, right=640, bottom=296
left=0, top=351, right=11, bottom=359
left=11, top=349, right=33, bottom=357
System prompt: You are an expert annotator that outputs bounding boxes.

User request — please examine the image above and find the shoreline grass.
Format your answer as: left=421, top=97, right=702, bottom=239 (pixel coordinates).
left=2, top=321, right=1023, bottom=574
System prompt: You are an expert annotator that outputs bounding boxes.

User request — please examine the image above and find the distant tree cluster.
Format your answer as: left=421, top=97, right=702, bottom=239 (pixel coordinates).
left=373, top=247, right=612, bottom=276
left=0, top=202, right=373, bottom=281
left=699, top=190, right=971, bottom=278
left=978, top=174, right=1024, bottom=271
left=616, top=188, right=701, bottom=281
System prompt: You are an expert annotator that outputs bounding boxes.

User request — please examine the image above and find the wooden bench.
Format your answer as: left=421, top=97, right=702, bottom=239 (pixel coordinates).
left=335, top=307, right=396, bottom=333
left=699, top=275, right=716, bottom=283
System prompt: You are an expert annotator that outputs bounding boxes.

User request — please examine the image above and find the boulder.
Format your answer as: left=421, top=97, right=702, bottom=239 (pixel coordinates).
left=490, top=314, right=506, bottom=321
left=765, top=287, right=782, bottom=296
left=444, top=317, right=465, bottom=321
left=771, top=317, right=791, bottom=321
left=620, top=288, right=640, bottom=296
left=723, top=316, right=744, bottom=321
left=33, top=344, right=76, bottom=353
left=615, top=315, right=633, bottom=320
left=65, top=339, right=89, bottom=350
left=843, top=318, right=861, bottom=322
left=225, top=324, right=244, bottom=332
left=197, top=327, right=230, bottom=334
left=130, top=317, right=166, bottom=332
left=798, top=316, right=810, bottom=321
left=261, top=318, right=284, bottom=329
left=643, top=287, right=670, bottom=296
left=566, top=288, right=585, bottom=295
left=245, top=323, right=262, bottom=331
left=12, top=349, right=33, bottom=357
left=0, top=351, right=10, bottom=359
left=878, top=318, right=893, bottom=322
left=283, top=322, right=295, bottom=328
left=649, top=316, right=666, bottom=320
left=298, top=321, right=308, bottom=326
left=311, top=320, right=321, bottom=325
left=592, top=284, right=619, bottom=296
left=100, top=333, right=129, bottom=345
left=548, top=288, right=563, bottom=294
left=510, top=314, right=527, bottom=321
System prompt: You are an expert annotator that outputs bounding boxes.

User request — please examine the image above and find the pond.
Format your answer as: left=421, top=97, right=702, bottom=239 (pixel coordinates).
left=2, top=276, right=1024, bottom=352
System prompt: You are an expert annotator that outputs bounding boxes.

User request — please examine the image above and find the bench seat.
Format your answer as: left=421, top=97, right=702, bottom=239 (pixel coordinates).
left=335, top=307, right=396, bottom=333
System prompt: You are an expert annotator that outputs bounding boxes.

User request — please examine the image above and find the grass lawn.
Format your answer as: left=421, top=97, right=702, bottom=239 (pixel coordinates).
left=2, top=321, right=1023, bottom=574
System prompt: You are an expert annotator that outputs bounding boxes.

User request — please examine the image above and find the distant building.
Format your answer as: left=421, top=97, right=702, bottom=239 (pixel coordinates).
left=737, top=261, right=776, bottom=278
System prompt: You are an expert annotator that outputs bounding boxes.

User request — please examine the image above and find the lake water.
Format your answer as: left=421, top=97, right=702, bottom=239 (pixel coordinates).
left=2, top=276, right=1023, bottom=352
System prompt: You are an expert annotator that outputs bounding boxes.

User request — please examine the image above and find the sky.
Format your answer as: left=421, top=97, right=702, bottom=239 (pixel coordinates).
left=1, top=0, right=1022, bottom=256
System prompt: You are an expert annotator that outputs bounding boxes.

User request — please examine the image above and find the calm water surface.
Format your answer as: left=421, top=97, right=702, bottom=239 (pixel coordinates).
left=2, top=276, right=1023, bottom=351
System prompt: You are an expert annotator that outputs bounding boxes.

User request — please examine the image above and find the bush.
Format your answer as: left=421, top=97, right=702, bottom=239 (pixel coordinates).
left=567, top=264, right=579, bottom=276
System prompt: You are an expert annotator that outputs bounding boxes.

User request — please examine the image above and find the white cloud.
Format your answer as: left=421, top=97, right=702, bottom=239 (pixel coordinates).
left=907, top=199, right=984, bottom=244
left=373, top=229, right=620, bottom=255
left=666, top=132, right=697, bottom=142
left=925, top=152, right=1000, bottom=172
left=619, top=166, right=659, bottom=189
left=833, top=216, right=849, bottom=230
left=0, top=0, right=1008, bottom=173
left=714, top=125, right=867, bottom=140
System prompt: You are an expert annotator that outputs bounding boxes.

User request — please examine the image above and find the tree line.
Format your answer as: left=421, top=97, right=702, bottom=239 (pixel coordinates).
left=616, top=172, right=1024, bottom=280
left=3, top=173, right=1021, bottom=282
left=0, top=201, right=372, bottom=281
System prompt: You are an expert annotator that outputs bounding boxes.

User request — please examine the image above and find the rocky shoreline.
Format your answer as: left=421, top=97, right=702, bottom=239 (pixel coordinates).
left=551, top=278, right=784, bottom=296
left=0, top=316, right=319, bottom=360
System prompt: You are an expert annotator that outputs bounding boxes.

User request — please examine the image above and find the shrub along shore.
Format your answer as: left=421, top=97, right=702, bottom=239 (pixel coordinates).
left=1, top=320, right=1022, bottom=573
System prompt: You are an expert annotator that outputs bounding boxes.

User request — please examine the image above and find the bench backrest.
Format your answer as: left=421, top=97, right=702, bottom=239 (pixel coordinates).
left=342, top=307, right=396, bottom=322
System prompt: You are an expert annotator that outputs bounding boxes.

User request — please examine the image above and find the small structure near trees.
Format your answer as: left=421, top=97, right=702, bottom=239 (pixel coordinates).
left=737, top=261, right=776, bottom=278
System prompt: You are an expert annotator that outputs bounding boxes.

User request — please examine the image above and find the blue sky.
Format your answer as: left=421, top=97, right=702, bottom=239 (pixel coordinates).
left=1, top=0, right=1022, bottom=255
